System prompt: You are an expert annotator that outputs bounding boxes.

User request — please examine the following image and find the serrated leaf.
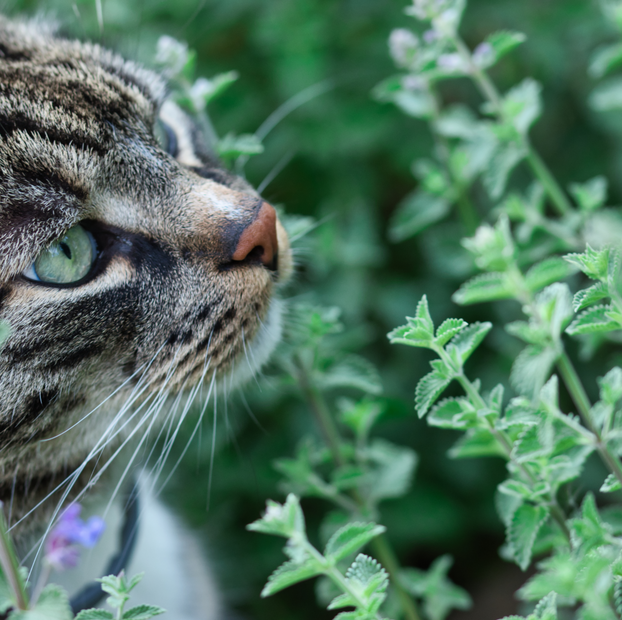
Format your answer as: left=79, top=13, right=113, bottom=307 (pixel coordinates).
left=365, top=438, right=418, bottom=501
left=449, top=428, right=505, bottom=459
left=569, top=176, right=608, bottom=212
left=600, top=473, right=622, bottom=493
left=566, top=305, right=618, bottom=335
left=590, top=43, right=622, bottom=78
left=565, top=245, right=609, bottom=281
left=524, top=257, right=576, bottom=293
left=435, top=318, right=467, bottom=346
left=482, top=140, right=525, bottom=200
left=345, top=554, right=388, bottom=603
left=319, top=355, right=382, bottom=395
left=10, top=585, right=73, bottom=620
left=333, top=612, right=366, bottom=620
left=75, top=611, right=114, bottom=620
left=327, top=592, right=358, bottom=610
left=589, top=76, right=622, bottom=111
left=510, top=345, right=557, bottom=398
left=415, top=370, right=453, bottom=418
left=502, top=78, right=542, bottom=135
left=447, top=322, right=492, bottom=364
left=324, top=523, right=386, bottom=563
left=452, top=272, right=514, bottom=305
left=506, top=321, right=547, bottom=345
left=533, top=591, right=557, bottom=620
left=512, top=425, right=547, bottom=463
left=388, top=189, right=450, bottom=242
left=573, top=282, right=609, bottom=312
left=122, top=605, right=166, bottom=620
left=508, top=504, right=548, bottom=570
left=247, top=494, right=305, bottom=538
left=483, top=30, right=527, bottom=65
left=598, top=367, right=622, bottom=404
left=261, top=559, right=323, bottom=597
left=428, top=397, right=477, bottom=429
left=534, top=283, right=573, bottom=339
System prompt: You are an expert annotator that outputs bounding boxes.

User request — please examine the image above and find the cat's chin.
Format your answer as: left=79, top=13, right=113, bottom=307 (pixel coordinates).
left=225, top=297, right=285, bottom=389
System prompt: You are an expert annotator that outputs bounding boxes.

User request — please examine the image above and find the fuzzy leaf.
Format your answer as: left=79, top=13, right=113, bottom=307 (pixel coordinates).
left=502, top=78, right=542, bottom=135
left=324, top=523, right=386, bottom=563
left=524, top=257, right=576, bottom=293
left=320, top=355, right=382, bottom=395
left=428, top=398, right=477, bottom=429
left=75, top=611, right=114, bottom=620
left=122, top=606, right=166, bottom=620
left=216, top=133, right=263, bottom=159
left=449, top=428, right=505, bottom=459
left=510, top=345, right=557, bottom=398
left=447, top=322, right=492, bottom=364
left=365, top=438, right=418, bottom=501
left=482, top=140, right=525, bottom=199
left=345, top=554, right=388, bottom=608
left=590, top=43, right=622, bottom=78
left=564, top=246, right=609, bottom=281
left=10, top=586, right=73, bottom=620
left=508, top=504, right=548, bottom=570
left=534, top=283, right=573, bottom=339
left=573, top=282, right=609, bottom=312
left=388, top=189, right=450, bottom=242
left=506, top=321, right=547, bottom=345
left=533, top=592, right=558, bottom=620
left=261, top=559, right=323, bottom=597
left=435, top=318, right=467, bottom=346
left=483, top=31, right=527, bottom=65
left=600, top=474, right=622, bottom=493
left=247, top=494, right=305, bottom=538
left=566, top=305, right=618, bottom=335
left=569, top=176, right=608, bottom=212
left=598, top=367, right=622, bottom=404
left=415, top=370, right=453, bottom=418
left=589, top=76, right=622, bottom=111
left=452, top=272, right=514, bottom=304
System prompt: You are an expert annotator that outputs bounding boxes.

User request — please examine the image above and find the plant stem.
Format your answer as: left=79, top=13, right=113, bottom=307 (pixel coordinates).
left=370, top=535, right=422, bottom=620
left=294, top=360, right=422, bottom=620
left=0, top=505, right=28, bottom=610
left=450, top=32, right=573, bottom=216
left=557, top=351, right=622, bottom=488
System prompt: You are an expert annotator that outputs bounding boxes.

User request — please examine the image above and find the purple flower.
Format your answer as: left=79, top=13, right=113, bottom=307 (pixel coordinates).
left=45, top=504, right=105, bottom=571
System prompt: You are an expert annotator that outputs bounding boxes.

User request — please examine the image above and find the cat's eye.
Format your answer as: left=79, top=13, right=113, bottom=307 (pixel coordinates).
left=23, top=224, right=97, bottom=285
left=153, top=119, right=178, bottom=157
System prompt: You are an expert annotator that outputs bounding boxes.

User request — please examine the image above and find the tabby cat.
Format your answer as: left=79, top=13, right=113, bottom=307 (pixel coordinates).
left=0, top=16, right=292, bottom=617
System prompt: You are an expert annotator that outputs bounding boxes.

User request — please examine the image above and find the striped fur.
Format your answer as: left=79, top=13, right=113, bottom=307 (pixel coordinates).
left=0, top=17, right=291, bottom=533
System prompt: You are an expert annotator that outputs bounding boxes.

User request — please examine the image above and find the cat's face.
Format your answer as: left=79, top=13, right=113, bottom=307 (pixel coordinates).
left=0, top=19, right=291, bottom=525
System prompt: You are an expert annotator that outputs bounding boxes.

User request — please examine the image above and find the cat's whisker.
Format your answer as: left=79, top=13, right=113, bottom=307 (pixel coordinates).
left=206, top=377, right=218, bottom=511
left=257, top=149, right=296, bottom=195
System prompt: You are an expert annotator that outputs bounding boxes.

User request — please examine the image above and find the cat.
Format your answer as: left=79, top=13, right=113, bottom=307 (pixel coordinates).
left=0, top=15, right=292, bottom=618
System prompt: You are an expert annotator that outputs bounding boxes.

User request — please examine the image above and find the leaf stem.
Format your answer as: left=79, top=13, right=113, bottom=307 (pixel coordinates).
left=449, top=32, right=573, bottom=216
left=0, top=505, right=28, bottom=610
left=557, top=351, right=622, bottom=489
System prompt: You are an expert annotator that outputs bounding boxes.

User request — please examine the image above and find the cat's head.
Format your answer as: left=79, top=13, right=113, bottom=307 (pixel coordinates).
left=0, top=18, right=291, bottom=520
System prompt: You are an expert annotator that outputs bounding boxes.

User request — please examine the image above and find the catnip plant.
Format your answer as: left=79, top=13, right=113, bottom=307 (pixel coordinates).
left=249, top=0, right=622, bottom=619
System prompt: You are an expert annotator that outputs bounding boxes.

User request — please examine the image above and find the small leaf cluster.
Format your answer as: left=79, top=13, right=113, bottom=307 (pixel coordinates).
left=76, top=573, right=164, bottom=620
left=247, top=495, right=390, bottom=620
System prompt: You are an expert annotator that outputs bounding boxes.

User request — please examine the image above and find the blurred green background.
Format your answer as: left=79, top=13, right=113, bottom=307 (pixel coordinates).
left=2, top=0, right=621, bottom=618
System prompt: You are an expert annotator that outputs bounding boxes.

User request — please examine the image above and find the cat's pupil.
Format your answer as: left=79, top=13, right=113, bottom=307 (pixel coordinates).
left=60, top=243, right=72, bottom=260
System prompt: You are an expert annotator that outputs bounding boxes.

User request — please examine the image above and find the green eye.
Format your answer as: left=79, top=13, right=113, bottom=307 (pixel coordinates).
left=24, top=224, right=97, bottom=285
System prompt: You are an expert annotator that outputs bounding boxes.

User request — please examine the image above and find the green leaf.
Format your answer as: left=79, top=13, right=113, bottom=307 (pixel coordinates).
left=524, top=257, right=576, bottom=293
left=482, top=31, right=527, bottom=65
left=452, top=272, right=514, bottom=304
left=75, top=611, right=114, bottom=620
left=573, top=282, right=609, bottom=312
left=482, top=140, right=525, bottom=199
left=345, top=554, right=388, bottom=611
left=589, top=76, right=622, bottom=111
left=590, top=43, right=622, bottom=78
left=415, top=370, right=453, bottom=418
left=324, top=523, right=386, bottom=563
left=565, top=245, right=609, bottom=281
left=449, top=428, right=505, bottom=459
left=434, top=318, right=467, bottom=346
left=502, top=78, right=542, bottom=135
left=373, top=76, right=435, bottom=119
left=435, top=104, right=479, bottom=138
left=216, top=133, right=264, bottom=160
left=388, top=296, right=435, bottom=347
left=600, top=473, right=622, bottom=493
left=261, top=559, right=323, bottom=597
left=569, top=176, right=608, bottom=212
left=388, top=189, right=450, bottom=242
left=428, top=397, right=477, bottom=429
left=122, top=605, right=166, bottom=620
left=506, top=321, right=547, bottom=345
left=319, top=355, right=382, bottom=395
left=508, top=504, right=549, bottom=570
left=365, top=438, right=418, bottom=501
left=247, top=494, right=305, bottom=538
left=510, top=345, right=557, bottom=398
left=447, top=322, right=492, bottom=363
left=534, top=283, right=573, bottom=339
left=10, top=585, right=73, bottom=620
left=462, top=216, right=515, bottom=271
left=566, top=305, right=618, bottom=335
left=532, top=592, right=558, bottom=620
left=339, top=400, right=384, bottom=441
left=598, top=367, right=622, bottom=405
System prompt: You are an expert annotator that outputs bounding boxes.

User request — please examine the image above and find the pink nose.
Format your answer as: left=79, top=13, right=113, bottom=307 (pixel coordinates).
left=232, top=202, right=279, bottom=269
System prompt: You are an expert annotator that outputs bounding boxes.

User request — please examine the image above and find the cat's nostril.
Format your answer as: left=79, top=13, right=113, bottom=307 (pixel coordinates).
left=232, top=202, right=279, bottom=270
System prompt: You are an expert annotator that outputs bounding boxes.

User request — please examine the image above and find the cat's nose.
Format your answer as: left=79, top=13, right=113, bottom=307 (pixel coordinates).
left=232, top=202, right=279, bottom=271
